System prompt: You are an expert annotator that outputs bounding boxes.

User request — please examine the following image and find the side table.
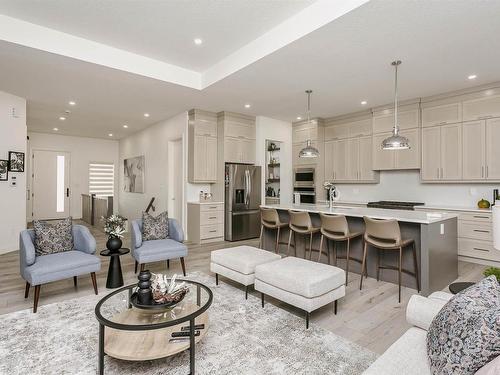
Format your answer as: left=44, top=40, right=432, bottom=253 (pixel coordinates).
left=100, top=248, right=130, bottom=288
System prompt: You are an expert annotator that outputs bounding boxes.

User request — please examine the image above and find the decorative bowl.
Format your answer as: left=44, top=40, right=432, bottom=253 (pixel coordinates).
left=130, top=289, right=188, bottom=310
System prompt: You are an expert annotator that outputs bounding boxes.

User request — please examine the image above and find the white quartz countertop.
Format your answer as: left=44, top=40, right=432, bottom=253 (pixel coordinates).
left=260, top=203, right=458, bottom=224
left=415, top=204, right=492, bottom=214
left=187, top=201, right=223, bottom=205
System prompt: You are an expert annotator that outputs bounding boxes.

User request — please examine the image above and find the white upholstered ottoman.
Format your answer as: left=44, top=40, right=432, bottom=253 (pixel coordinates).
left=210, top=246, right=281, bottom=299
left=254, top=257, right=346, bottom=328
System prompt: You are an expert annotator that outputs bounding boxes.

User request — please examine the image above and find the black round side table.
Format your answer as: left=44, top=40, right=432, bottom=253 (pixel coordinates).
left=100, top=248, right=130, bottom=289
left=448, top=281, right=475, bottom=294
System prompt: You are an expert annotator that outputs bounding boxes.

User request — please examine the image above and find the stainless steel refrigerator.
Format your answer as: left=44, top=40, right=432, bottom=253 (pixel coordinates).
left=225, top=163, right=262, bottom=241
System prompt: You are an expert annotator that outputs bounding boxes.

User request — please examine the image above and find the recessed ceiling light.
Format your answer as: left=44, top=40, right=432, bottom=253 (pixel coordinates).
left=296, top=116, right=302, bottom=120
left=53, top=127, right=58, bottom=131
left=361, top=100, right=368, bottom=105
left=194, top=38, right=203, bottom=45
left=59, top=116, right=66, bottom=121
left=68, top=101, right=76, bottom=106
left=143, top=113, right=150, bottom=118
left=244, top=104, right=251, bottom=108
left=468, top=74, right=477, bottom=80
left=123, top=124, right=128, bottom=128
left=108, top=133, right=113, bottom=137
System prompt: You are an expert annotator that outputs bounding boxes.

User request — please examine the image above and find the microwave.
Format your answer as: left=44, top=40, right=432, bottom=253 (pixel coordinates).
left=294, top=167, right=315, bottom=187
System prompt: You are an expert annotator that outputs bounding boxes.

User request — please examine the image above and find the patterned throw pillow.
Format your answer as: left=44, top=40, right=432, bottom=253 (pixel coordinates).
left=33, top=217, right=74, bottom=256
left=426, top=276, right=500, bottom=375
left=142, top=211, right=169, bottom=241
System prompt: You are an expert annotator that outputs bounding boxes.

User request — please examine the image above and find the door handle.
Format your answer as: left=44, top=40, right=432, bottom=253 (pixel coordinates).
left=66, top=188, right=70, bottom=197
left=486, top=165, right=489, bottom=178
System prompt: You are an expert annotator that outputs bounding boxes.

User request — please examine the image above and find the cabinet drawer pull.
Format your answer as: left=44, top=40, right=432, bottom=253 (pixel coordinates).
left=473, top=247, right=489, bottom=252
left=438, top=121, right=447, bottom=125
left=473, top=216, right=490, bottom=219
left=208, top=206, right=218, bottom=209
left=473, top=229, right=490, bottom=233
left=208, top=216, right=217, bottom=219
left=209, top=230, right=217, bottom=233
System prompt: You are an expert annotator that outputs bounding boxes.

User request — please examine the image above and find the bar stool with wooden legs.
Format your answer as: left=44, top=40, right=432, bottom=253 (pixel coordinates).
left=287, top=210, right=321, bottom=259
left=259, top=207, right=289, bottom=253
left=318, top=213, right=363, bottom=284
left=359, top=217, right=420, bottom=303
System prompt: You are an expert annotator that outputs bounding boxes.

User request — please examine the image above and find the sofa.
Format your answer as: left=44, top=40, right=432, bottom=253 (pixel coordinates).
left=363, top=291, right=499, bottom=374
left=131, top=218, right=187, bottom=275
left=19, top=224, right=100, bottom=313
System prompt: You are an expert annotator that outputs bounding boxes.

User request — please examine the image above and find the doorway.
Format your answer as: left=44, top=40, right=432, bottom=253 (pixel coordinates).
left=32, top=150, right=71, bottom=220
left=167, top=139, right=183, bottom=225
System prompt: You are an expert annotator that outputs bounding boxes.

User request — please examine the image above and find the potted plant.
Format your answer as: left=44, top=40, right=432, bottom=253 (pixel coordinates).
left=103, top=214, right=127, bottom=252
left=483, top=267, right=500, bottom=282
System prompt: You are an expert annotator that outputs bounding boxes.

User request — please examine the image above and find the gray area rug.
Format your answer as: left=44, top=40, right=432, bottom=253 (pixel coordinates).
left=0, top=272, right=376, bottom=374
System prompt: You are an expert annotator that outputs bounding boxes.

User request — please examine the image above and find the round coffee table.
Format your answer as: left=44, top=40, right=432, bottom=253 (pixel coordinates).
left=100, top=248, right=129, bottom=288
left=95, top=280, right=212, bottom=375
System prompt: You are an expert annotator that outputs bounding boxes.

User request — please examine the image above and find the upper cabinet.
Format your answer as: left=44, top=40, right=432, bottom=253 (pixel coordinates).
left=462, top=95, right=500, bottom=121
left=372, top=104, right=420, bottom=133
left=422, top=102, right=462, bottom=127
left=188, top=109, right=218, bottom=183
left=219, top=112, right=256, bottom=165
left=373, top=129, right=421, bottom=171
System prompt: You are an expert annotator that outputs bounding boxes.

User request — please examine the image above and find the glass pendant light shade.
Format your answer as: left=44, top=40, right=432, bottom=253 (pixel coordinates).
left=299, top=139, right=320, bottom=158
left=382, top=60, right=411, bottom=150
left=299, top=90, right=320, bottom=158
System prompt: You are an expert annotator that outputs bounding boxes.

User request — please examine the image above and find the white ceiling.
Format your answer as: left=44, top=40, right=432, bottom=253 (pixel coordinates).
left=0, top=0, right=315, bottom=71
left=1, top=0, right=500, bottom=139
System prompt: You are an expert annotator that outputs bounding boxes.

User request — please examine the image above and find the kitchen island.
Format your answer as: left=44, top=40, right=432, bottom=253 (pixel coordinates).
left=260, top=203, right=459, bottom=296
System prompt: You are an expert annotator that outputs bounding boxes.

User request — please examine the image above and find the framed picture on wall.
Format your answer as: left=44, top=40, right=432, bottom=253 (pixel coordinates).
left=123, top=155, right=144, bottom=193
left=8, top=151, right=25, bottom=172
left=0, top=160, right=8, bottom=181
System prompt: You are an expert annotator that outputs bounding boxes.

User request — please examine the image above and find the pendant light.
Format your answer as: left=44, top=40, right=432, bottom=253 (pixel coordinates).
left=381, top=60, right=410, bottom=150
left=299, top=90, right=320, bottom=158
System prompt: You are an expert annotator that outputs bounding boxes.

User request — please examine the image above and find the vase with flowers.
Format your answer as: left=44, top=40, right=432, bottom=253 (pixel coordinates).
left=103, top=214, right=127, bottom=252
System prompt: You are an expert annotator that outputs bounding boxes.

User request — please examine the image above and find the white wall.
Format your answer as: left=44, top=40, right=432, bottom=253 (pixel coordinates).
left=0, top=91, right=27, bottom=254
left=119, top=111, right=209, bottom=231
left=255, top=116, right=293, bottom=204
left=27, top=132, right=119, bottom=220
left=335, top=169, right=499, bottom=207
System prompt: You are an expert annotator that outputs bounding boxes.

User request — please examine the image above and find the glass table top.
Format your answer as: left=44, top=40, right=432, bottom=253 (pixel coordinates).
left=95, top=279, right=213, bottom=330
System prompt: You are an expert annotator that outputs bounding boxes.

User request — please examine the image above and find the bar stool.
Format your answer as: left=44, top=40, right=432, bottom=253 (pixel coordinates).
left=287, top=210, right=321, bottom=259
left=360, top=217, right=420, bottom=303
left=318, top=213, right=363, bottom=284
left=259, top=207, right=289, bottom=253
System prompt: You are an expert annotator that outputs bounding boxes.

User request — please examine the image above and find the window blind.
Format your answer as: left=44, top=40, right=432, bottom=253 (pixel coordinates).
left=89, top=162, right=114, bottom=197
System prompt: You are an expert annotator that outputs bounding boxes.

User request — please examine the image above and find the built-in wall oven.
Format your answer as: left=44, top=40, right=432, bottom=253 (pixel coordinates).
left=294, top=167, right=316, bottom=204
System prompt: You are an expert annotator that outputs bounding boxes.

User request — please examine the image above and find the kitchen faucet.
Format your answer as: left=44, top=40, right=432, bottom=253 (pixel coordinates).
left=323, top=182, right=338, bottom=209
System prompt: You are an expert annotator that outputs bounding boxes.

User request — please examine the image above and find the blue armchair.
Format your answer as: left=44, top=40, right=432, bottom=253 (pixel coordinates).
left=131, top=218, right=188, bottom=275
left=19, top=224, right=101, bottom=313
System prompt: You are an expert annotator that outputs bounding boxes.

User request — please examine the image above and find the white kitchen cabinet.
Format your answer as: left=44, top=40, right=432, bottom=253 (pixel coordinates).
left=349, top=119, right=372, bottom=137
left=224, top=120, right=256, bottom=139
left=422, top=102, right=462, bottom=127
left=293, top=123, right=318, bottom=144
left=324, top=124, right=349, bottom=141
left=240, top=138, right=256, bottom=164
left=462, top=95, right=500, bottom=121
left=485, top=118, right=500, bottom=180
left=462, top=121, right=485, bottom=180
left=188, top=109, right=218, bottom=183
left=372, top=108, right=419, bottom=133
left=372, top=132, right=394, bottom=170
left=395, top=128, right=420, bottom=170
left=358, top=136, right=376, bottom=181
left=421, top=123, right=462, bottom=181
left=324, top=140, right=334, bottom=179
left=347, top=138, right=360, bottom=180
left=334, top=139, right=349, bottom=181
left=224, top=137, right=255, bottom=164
left=421, top=127, right=441, bottom=181
left=440, top=124, right=462, bottom=180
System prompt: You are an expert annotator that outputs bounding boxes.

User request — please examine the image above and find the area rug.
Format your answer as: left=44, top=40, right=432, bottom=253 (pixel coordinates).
left=0, top=272, right=377, bottom=374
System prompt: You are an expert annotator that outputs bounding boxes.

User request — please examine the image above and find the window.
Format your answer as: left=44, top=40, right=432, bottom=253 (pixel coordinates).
left=89, top=162, right=114, bottom=197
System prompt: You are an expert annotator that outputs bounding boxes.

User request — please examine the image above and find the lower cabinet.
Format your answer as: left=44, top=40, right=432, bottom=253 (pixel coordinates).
left=187, top=202, right=224, bottom=244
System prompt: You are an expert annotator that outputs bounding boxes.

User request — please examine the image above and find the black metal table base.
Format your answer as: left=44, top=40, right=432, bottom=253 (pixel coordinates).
left=106, top=255, right=124, bottom=288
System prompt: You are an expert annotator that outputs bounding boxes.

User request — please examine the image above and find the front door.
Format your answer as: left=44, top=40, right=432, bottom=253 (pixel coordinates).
left=32, top=150, right=71, bottom=220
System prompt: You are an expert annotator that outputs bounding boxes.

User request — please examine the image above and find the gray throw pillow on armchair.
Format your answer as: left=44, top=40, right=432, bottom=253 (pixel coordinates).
left=142, top=211, right=169, bottom=241
left=33, top=217, right=74, bottom=256
left=426, top=276, right=500, bottom=375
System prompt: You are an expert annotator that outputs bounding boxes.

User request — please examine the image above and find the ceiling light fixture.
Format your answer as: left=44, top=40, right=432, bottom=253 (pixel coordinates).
left=361, top=100, right=367, bottom=105
left=69, top=101, right=76, bottom=106
left=108, top=133, right=113, bottom=137
left=59, top=116, right=66, bottom=121
left=144, top=113, right=150, bottom=118
left=299, top=90, right=320, bottom=158
left=53, top=127, right=58, bottom=131
left=468, top=74, right=477, bottom=80
left=123, top=125, right=128, bottom=128
left=381, top=60, right=410, bottom=151
left=296, top=116, right=302, bottom=120
left=194, top=38, right=203, bottom=45
left=244, top=104, right=251, bottom=108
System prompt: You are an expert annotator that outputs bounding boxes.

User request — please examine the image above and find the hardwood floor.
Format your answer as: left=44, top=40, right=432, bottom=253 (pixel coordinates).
left=0, top=221, right=486, bottom=354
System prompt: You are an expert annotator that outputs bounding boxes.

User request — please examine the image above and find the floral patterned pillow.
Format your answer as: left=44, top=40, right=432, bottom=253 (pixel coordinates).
left=426, top=276, right=500, bottom=375
left=142, top=211, right=169, bottom=241
left=34, top=217, right=74, bottom=256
